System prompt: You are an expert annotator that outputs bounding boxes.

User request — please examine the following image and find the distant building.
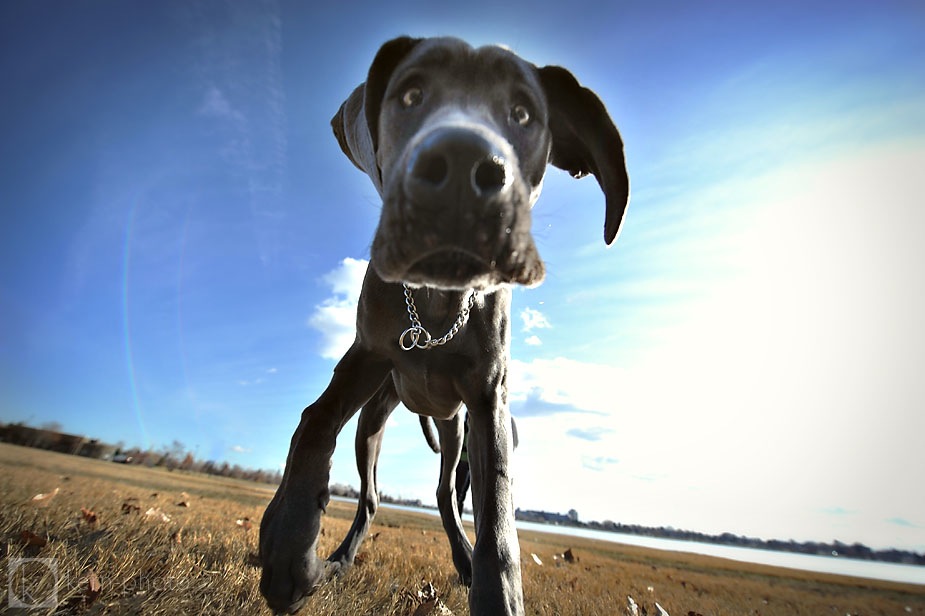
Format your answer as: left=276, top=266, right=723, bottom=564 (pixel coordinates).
left=0, top=423, right=116, bottom=459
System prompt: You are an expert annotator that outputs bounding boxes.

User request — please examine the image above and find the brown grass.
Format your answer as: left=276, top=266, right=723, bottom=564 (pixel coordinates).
left=1, top=442, right=922, bottom=615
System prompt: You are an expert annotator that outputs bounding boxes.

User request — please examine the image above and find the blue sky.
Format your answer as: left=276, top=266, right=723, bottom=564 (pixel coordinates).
left=2, top=1, right=924, bottom=553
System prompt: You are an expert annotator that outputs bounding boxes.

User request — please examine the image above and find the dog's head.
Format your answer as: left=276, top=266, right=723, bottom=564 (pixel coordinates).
left=332, top=36, right=629, bottom=291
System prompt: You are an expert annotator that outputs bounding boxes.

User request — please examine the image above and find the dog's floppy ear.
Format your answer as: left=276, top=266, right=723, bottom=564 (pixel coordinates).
left=331, top=36, right=422, bottom=193
left=538, top=66, right=630, bottom=245
left=331, top=83, right=370, bottom=174
left=363, top=36, right=423, bottom=154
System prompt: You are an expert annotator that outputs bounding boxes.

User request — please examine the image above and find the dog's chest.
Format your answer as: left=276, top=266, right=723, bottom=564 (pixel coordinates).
left=391, top=364, right=463, bottom=420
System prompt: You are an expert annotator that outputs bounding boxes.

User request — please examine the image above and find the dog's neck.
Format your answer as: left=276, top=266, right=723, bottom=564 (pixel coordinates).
left=399, top=283, right=477, bottom=351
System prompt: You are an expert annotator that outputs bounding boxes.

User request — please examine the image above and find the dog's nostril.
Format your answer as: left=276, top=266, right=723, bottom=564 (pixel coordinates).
left=412, top=152, right=449, bottom=186
left=472, top=157, right=506, bottom=195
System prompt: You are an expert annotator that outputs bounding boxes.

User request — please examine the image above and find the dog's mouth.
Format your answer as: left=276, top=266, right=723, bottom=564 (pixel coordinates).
left=403, top=249, right=493, bottom=289
left=372, top=182, right=547, bottom=290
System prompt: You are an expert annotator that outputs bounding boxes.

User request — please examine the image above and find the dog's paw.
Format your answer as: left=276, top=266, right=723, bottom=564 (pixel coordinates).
left=457, top=559, right=473, bottom=588
left=452, top=545, right=473, bottom=587
left=324, top=557, right=350, bottom=580
left=325, top=549, right=354, bottom=575
left=259, top=501, right=325, bottom=614
left=260, top=557, right=322, bottom=613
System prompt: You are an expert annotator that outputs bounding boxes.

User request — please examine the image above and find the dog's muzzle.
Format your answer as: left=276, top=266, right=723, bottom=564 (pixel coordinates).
left=372, top=125, right=545, bottom=290
left=404, top=127, right=511, bottom=203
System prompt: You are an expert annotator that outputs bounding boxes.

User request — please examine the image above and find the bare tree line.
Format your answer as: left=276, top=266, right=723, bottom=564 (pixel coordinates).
left=0, top=422, right=282, bottom=485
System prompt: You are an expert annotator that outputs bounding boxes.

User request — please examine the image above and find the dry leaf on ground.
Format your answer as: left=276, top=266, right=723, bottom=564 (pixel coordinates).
left=81, top=507, right=98, bottom=524
left=31, top=487, right=60, bottom=503
left=20, top=529, right=47, bottom=546
left=144, top=507, right=171, bottom=522
left=81, top=569, right=102, bottom=605
left=236, top=517, right=252, bottom=530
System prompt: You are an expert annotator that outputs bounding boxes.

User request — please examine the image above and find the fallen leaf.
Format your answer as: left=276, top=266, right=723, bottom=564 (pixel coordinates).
left=414, top=598, right=438, bottom=616
left=31, top=487, right=60, bottom=503
left=81, top=507, right=98, bottom=524
left=626, top=595, right=640, bottom=616
left=413, top=598, right=455, bottom=616
left=20, top=530, right=47, bottom=547
left=121, top=501, right=141, bottom=514
left=144, top=507, right=171, bottom=522
left=417, top=581, right=437, bottom=602
left=81, top=569, right=101, bottom=605
left=412, top=582, right=453, bottom=615
left=59, top=568, right=103, bottom=611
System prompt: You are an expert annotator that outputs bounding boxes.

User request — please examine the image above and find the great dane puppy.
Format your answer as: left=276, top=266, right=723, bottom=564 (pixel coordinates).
left=259, top=36, right=629, bottom=615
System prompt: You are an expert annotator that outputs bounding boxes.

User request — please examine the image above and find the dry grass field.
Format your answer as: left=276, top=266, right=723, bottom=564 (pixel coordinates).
left=1, top=442, right=922, bottom=615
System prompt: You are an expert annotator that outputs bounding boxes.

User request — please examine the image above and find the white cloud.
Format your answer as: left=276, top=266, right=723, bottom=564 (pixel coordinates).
left=198, top=85, right=244, bottom=123
left=521, top=307, right=551, bottom=331
left=520, top=308, right=551, bottom=345
left=230, top=445, right=251, bottom=454
left=237, top=378, right=264, bottom=386
left=568, top=427, right=614, bottom=442
left=308, top=258, right=368, bottom=360
left=509, top=357, right=625, bottom=415
left=320, top=257, right=367, bottom=303
left=581, top=455, right=619, bottom=471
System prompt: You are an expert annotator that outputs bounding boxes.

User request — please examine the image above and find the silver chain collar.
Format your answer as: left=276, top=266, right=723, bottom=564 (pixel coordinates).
left=399, top=283, right=476, bottom=351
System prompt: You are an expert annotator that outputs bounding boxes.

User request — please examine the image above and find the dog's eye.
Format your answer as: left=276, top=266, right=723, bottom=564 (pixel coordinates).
left=401, top=87, right=423, bottom=108
left=510, top=104, right=531, bottom=126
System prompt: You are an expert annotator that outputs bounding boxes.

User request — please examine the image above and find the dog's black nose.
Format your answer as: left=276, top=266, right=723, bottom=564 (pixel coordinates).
left=406, top=128, right=509, bottom=202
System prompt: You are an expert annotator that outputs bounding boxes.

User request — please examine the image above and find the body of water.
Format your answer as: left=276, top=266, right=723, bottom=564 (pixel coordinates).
left=514, top=518, right=925, bottom=586
left=346, top=499, right=925, bottom=586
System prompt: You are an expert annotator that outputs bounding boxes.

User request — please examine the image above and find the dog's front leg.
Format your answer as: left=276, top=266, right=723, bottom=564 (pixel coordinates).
left=465, top=371, right=524, bottom=616
left=435, top=413, right=474, bottom=586
left=328, top=379, right=399, bottom=573
left=259, top=344, right=391, bottom=614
